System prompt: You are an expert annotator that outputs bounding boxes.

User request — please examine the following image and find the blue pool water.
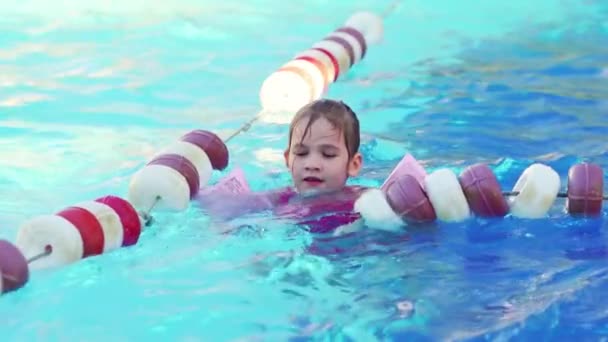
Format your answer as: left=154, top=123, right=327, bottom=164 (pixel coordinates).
left=1, top=0, right=608, bottom=340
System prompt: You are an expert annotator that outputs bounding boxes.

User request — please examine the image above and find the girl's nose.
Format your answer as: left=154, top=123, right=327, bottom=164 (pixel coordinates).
left=304, top=155, right=322, bottom=171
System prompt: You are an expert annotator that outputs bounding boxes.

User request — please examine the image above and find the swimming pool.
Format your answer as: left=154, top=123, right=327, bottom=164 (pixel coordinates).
left=1, top=0, right=607, bottom=340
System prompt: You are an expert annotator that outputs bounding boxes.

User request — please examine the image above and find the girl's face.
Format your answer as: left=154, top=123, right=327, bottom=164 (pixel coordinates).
left=284, top=116, right=362, bottom=195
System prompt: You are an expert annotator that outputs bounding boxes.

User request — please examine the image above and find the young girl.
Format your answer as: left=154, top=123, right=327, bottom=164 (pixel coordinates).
left=196, top=98, right=369, bottom=234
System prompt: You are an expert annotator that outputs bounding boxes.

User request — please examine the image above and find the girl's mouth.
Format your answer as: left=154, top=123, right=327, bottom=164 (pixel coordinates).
left=303, top=176, right=323, bottom=185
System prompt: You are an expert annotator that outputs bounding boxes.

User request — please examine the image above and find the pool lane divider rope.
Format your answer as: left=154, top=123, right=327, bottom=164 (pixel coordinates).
left=0, top=9, right=391, bottom=296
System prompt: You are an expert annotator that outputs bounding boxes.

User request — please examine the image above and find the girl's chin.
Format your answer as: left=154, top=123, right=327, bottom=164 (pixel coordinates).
left=297, top=186, right=342, bottom=197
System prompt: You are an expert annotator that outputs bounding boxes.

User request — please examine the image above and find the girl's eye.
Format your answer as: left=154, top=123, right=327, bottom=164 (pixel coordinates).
left=323, top=153, right=337, bottom=158
left=294, top=151, right=308, bottom=156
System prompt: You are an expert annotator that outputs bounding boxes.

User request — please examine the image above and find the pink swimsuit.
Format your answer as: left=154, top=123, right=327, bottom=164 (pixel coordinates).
left=195, top=168, right=366, bottom=233
left=270, top=185, right=366, bottom=233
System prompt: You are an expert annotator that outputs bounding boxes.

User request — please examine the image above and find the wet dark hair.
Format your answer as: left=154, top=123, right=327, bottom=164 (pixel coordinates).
left=287, top=99, right=360, bottom=158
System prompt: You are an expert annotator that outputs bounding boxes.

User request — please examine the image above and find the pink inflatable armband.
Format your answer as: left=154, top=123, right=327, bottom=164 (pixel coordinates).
left=199, top=167, right=252, bottom=196
left=196, top=168, right=276, bottom=219
left=381, top=154, right=427, bottom=191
